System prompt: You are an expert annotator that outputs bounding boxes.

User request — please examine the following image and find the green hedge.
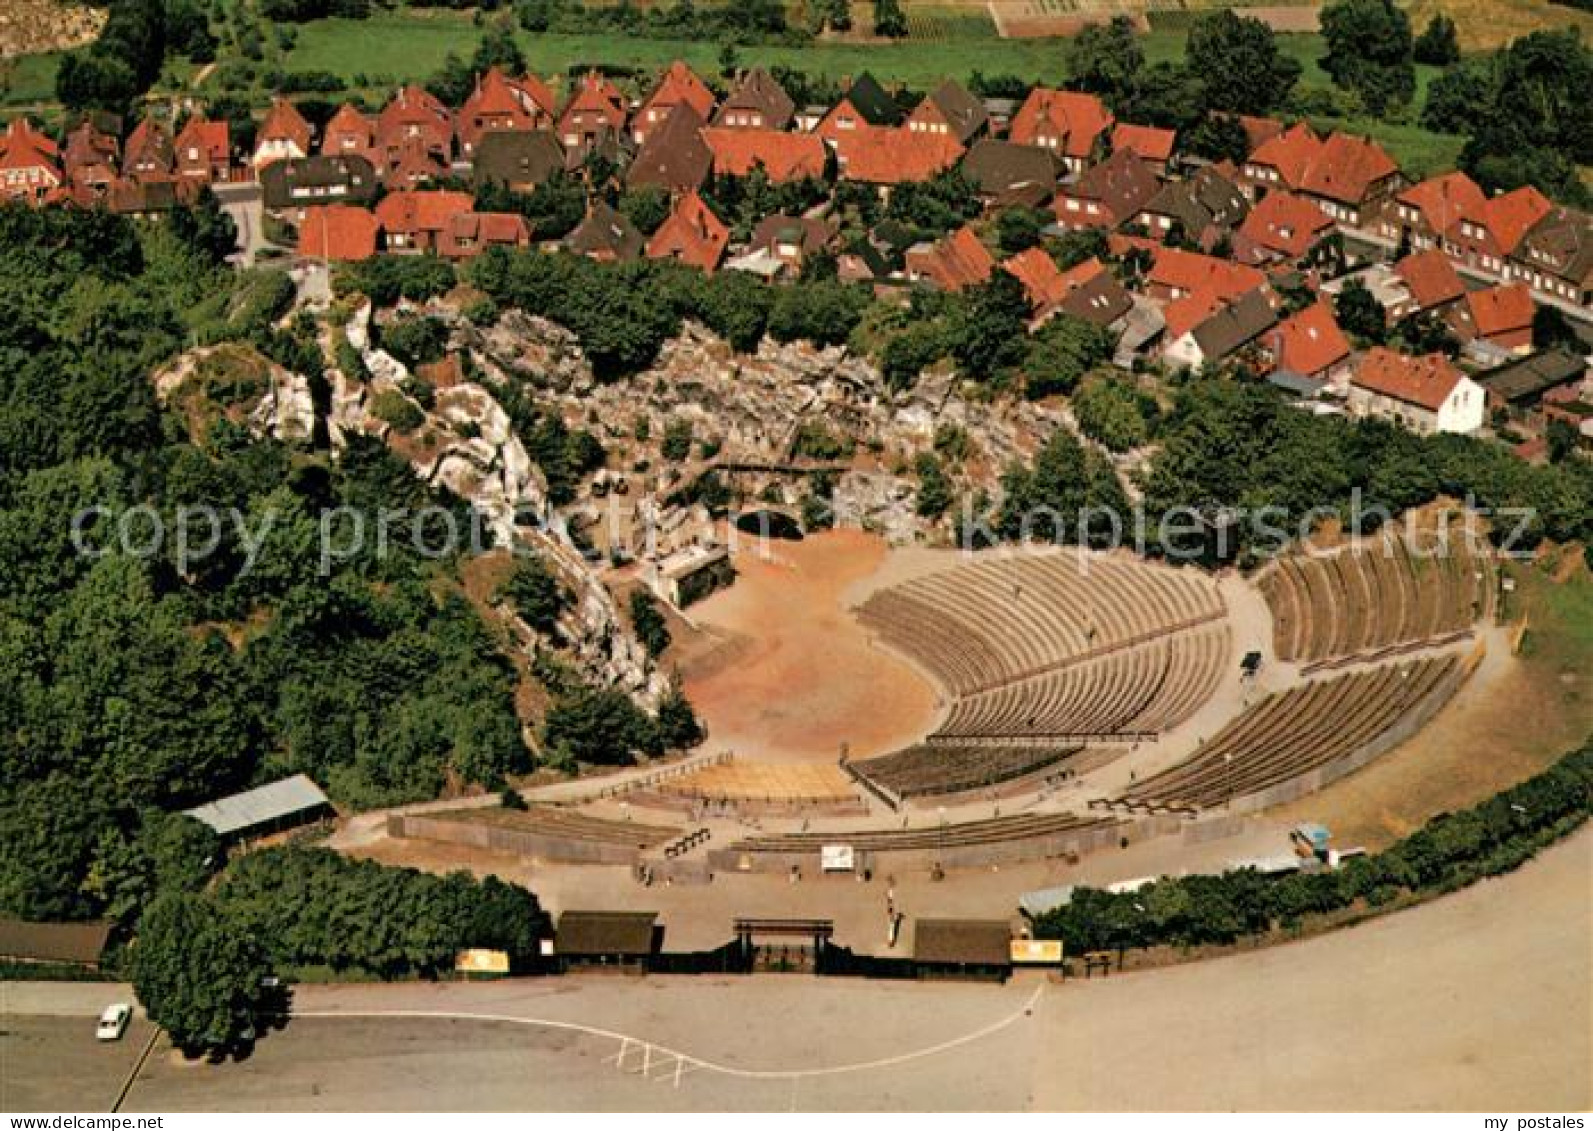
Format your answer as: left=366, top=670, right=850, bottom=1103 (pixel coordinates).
left=1035, top=738, right=1593, bottom=954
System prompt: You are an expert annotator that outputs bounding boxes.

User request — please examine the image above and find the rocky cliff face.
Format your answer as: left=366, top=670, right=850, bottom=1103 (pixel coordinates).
left=152, top=343, right=316, bottom=448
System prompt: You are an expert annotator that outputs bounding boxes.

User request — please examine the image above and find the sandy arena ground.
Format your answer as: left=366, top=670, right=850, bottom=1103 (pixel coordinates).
left=679, top=529, right=940, bottom=763
left=6, top=828, right=1587, bottom=1112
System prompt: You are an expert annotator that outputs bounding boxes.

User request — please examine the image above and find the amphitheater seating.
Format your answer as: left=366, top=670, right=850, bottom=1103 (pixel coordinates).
left=857, top=552, right=1226, bottom=696
left=1258, top=535, right=1491, bottom=665
left=849, top=743, right=1082, bottom=800
left=655, top=760, right=856, bottom=805
left=727, top=809, right=1120, bottom=855
left=1117, top=654, right=1462, bottom=812
left=459, top=806, right=681, bottom=850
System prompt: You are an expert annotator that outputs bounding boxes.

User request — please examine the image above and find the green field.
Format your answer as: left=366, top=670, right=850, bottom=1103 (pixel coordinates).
left=0, top=51, right=64, bottom=109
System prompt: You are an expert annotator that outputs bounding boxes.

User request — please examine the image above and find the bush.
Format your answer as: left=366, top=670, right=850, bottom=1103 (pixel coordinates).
left=368, top=390, right=424, bottom=434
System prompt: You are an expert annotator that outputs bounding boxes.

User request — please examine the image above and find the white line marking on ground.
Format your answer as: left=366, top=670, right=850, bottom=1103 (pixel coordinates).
left=293, top=983, right=1044, bottom=1081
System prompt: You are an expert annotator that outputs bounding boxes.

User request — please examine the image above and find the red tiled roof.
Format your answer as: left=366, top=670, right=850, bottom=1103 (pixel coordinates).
left=1112, top=122, right=1176, bottom=163
left=0, top=118, right=61, bottom=176
left=1393, top=249, right=1465, bottom=311
left=1353, top=347, right=1466, bottom=411
left=440, top=210, right=531, bottom=258
left=298, top=204, right=380, bottom=261
left=1464, top=283, right=1535, bottom=339
left=376, top=84, right=454, bottom=158
left=1454, top=186, right=1554, bottom=257
left=257, top=97, right=313, bottom=160
left=1236, top=190, right=1333, bottom=259
left=321, top=103, right=376, bottom=156
left=2, top=117, right=58, bottom=158
left=559, top=70, right=628, bottom=134
left=1237, top=115, right=1284, bottom=153
left=1299, top=132, right=1399, bottom=205
left=645, top=190, right=729, bottom=273
left=701, top=127, right=827, bottom=182
left=1396, top=171, right=1484, bottom=236
left=1266, top=300, right=1350, bottom=377
left=832, top=125, right=964, bottom=185
left=910, top=225, right=996, bottom=292
left=1163, top=287, right=1230, bottom=342
left=174, top=118, right=229, bottom=163
left=1247, top=122, right=1321, bottom=189
left=459, top=68, right=558, bottom=150
left=1009, top=88, right=1114, bottom=159
left=1003, top=249, right=1107, bottom=313
left=636, top=61, right=715, bottom=141
left=374, top=188, right=474, bottom=235
left=1149, top=247, right=1266, bottom=301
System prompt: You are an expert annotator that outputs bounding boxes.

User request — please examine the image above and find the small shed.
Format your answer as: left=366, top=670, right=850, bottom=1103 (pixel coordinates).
left=912, top=918, right=1013, bottom=982
left=183, top=774, right=332, bottom=843
left=0, top=918, right=113, bottom=969
left=554, top=910, right=659, bottom=972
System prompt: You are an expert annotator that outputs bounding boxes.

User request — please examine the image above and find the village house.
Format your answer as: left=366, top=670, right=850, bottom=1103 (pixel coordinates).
left=471, top=130, right=565, bottom=193
left=1135, top=165, right=1249, bottom=250
left=375, top=85, right=454, bottom=177
left=458, top=68, right=558, bottom=158
left=438, top=211, right=532, bottom=259
left=1392, top=249, right=1467, bottom=319
left=261, top=155, right=377, bottom=221
left=1007, top=87, right=1113, bottom=176
left=173, top=117, right=230, bottom=182
left=297, top=203, right=381, bottom=261
left=1447, top=282, right=1537, bottom=355
left=1162, top=286, right=1280, bottom=371
left=626, top=105, right=713, bottom=193
left=320, top=103, right=377, bottom=162
left=905, top=225, right=995, bottom=292
left=565, top=200, right=645, bottom=263
left=1442, top=185, right=1553, bottom=279
left=1297, top=132, right=1403, bottom=228
left=253, top=97, right=314, bottom=169
left=1349, top=347, right=1485, bottom=434
left=1111, top=122, right=1177, bottom=175
left=1144, top=246, right=1267, bottom=305
left=123, top=118, right=174, bottom=181
left=1232, top=190, right=1334, bottom=265
left=646, top=190, right=730, bottom=273
left=1263, top=299, right=1353, bottom=385
left=960, top=139, right=1058, bottom=208
left=1052, top=147, right=1161, bottom=231
left=0, top=118, right=61, bottom=203
left=374, top=189, right=475, bottom=254
left=830, top=125, right=964, bottom=190
left=558, top=71, right=629, bottom=159
left=1378, top=171, right=1485, bottom=252
left=815, top=73, right=903, bottom=141
left=62, top=119, right=120, bottom=196
left=1240, top=121, right=1319, bottom=198
left=701, top=127, right=828, bottom=184
left=728, top=213, right=839, bottom=278
left=904, top=79, right=989, bottom=146
left=1508, top=206, right=1592, bottom=307
left=715, top=67, right=796, bottom=132
left=633, top=61, right=715, bottom=146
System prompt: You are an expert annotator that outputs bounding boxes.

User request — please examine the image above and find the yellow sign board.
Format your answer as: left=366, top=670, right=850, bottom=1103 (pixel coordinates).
left=1010, top=939, right=1063, bottom=964
left=455, top=948, right=511, bottom=974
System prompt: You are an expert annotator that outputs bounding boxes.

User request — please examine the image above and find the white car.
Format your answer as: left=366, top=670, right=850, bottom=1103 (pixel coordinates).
left=96, top=1003, right=132, bottom=1042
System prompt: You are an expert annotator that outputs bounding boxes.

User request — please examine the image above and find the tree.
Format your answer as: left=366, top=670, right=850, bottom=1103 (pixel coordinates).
left=1023, top=313, right=1114, bottom=399
left=1333, top=277, right=1387, bottom=343
left=169, top=188, right=239, bottom=265
left=1320, top=0, right=1416, bottom=116
left=1532, top=304, right=1580, bottom=352
left=1185, top=10, right=1300, bottom=115
left=655, top=682, right=705, bottom=750
left=1421, top=58, right=1495, bottom=135
left=995, top=206, right=1046, bottom=254
left=952, top=269, right=1032, bottom=381
left=628, top=589, right=671, bottom=658
left=131, top=893, right=271, bottom=1055
left=472, top=21, right=527, bottom=77
left=1413, top=14, right=1460, bottom=66
left=618, top=185, right=671, bottom=235
left=1066, top=15, right=1143, bottom=103
left=873, top=0, right=907, bottom=39
left=1074, top=377, right=1155, bottom=452
left=543, top=687, right=661, bottom=764
left=498, top=555, right=568, bottom=635
left=1185, top=114, right=1252, bottom=165
left=915, top=452, right=952, bottom=518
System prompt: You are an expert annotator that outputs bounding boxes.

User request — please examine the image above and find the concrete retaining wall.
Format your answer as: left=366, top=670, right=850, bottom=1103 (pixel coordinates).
left=387, top=814, right=644, bottom=866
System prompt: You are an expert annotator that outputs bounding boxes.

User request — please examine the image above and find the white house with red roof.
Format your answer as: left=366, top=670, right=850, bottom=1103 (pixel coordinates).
left=1349, top=347, right=1485, bottom=435
left=253, top=97, right=314, bottom=169
left=0, top=118, right=61, bottom=203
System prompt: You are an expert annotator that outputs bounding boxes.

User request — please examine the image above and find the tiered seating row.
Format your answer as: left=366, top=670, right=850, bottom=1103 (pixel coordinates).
left=859, top=553, right=1224, bottom=695
left=1118, top=655, right=1461, bottom=812
left=1258, top=537, right=1491, bottom=665
left=849, top=743, right=1082, bottom=800
left=729, top=810, right=1119, bottom=854
left=932, top=623, right=1230, bottom=740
